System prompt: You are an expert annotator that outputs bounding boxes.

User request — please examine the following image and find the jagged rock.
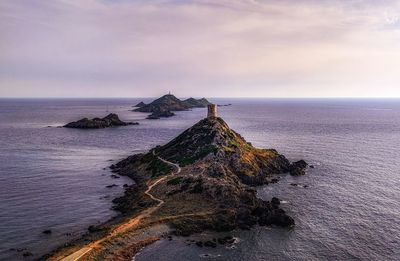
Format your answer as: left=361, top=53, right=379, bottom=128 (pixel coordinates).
left=271, top=197, right=280, bottom=206
left=64, top=113, right=138, bottom=129
left=290, top=160, right=308, bottom=176
left=270, top=178, right=279, bottom=183
left=42, top=229, right=52, bottom=235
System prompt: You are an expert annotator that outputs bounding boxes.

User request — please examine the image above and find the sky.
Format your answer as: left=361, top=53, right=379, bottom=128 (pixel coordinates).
left=1, top=0, right=400, bottom=98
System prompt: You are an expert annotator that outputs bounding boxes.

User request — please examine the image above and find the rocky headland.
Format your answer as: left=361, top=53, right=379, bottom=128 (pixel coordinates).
left=134, top=94, right=211, bottom=119
left=47, top=115, right=308, bottom=261
left=111, top=116, right=307, bottom=235
left=64, top=113, right=138, bottom=129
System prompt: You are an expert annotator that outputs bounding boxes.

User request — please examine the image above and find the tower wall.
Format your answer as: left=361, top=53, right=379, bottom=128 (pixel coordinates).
left=207, top=104, right=218, bottom=118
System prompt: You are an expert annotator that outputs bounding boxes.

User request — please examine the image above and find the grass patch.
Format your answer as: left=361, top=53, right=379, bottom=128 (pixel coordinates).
left=142, top=153, right=173, bottom=177
left=167, top=176, right=183, bottom=186
left=178, top=145, right=218, bottom=166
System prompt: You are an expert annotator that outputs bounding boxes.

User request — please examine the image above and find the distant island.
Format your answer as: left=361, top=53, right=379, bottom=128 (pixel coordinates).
left=48, top=106, right=308, bottom=260
left=134, top=94, right=211, bottom=119
left=64, top=113, right=138, bottom=129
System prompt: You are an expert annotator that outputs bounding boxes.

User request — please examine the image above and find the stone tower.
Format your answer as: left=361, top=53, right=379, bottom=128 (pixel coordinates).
left=207, top=104, right=218, bottom=118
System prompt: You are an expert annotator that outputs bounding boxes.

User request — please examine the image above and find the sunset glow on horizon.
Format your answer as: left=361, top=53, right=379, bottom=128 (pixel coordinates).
left=1, top=0, right=400, bottom=98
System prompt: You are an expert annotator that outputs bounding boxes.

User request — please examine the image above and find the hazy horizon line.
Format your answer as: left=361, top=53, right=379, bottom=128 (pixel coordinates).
left=1, top=96, right=400, bottom=100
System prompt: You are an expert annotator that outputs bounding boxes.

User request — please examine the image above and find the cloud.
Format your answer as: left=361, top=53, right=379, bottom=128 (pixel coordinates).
left=1, top=0, right=400, bottom=97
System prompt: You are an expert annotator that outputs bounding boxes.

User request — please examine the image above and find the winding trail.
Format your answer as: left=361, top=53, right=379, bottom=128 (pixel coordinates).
left=59, top=155, right=181, bottom=261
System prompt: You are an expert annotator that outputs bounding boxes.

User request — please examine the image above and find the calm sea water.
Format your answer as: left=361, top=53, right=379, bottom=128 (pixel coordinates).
left=0, top=98, right=399, bottom=260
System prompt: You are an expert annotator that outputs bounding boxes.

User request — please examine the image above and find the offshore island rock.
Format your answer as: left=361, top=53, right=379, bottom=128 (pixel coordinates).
left=134, top=94, right=211, bottom=119
left=64, top=113, right=138, bottom=129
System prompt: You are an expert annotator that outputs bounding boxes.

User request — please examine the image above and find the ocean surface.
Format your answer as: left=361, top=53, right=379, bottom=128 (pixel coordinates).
left=0, top=98, right=399, bottom=261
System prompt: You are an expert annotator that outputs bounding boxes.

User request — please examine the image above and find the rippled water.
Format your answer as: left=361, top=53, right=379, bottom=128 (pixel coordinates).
left=136, top=99, right=400, bottom=261
left=0, top=99, right=399, bottom=260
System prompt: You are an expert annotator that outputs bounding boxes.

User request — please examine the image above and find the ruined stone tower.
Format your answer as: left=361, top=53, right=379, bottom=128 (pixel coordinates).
left=207, top=104, right=218, bottom=118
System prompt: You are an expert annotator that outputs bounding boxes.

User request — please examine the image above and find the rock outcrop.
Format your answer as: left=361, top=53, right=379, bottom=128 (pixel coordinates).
left=146, top=110, right=175, bottom=119
left=111, top=117, right=307, bottom=235
left=134, top=94, right=211, bottom=119
left=182, top=98, right=211, bottom=108
left=289, top=160, right=308, bottom=176
left=64, top=113, right=138, bottom=129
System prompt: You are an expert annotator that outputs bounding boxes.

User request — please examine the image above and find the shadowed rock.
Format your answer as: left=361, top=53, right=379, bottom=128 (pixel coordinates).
left=146, top=110, right=175, bottom=119
left=134, top=94, right=211, bottom=119
left=64, top=113, right=138, bottom=129
left=290, top=160, right=308, bottom=176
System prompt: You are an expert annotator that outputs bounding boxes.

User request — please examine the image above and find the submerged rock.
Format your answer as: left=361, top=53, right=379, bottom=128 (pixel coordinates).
left=64, top=113, right=138, bottom=129
left=42, top=229, right=52, bottom=235
left=23, top=251, right=33, bottom=257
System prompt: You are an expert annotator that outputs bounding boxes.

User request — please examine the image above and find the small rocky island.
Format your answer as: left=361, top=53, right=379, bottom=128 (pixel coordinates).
left=134, top=94, right=211, bottom=119
left=64, top=113, right=138, bottom=129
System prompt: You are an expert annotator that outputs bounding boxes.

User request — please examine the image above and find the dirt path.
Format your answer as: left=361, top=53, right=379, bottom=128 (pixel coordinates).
left=59, top=155, right=180, bottom=261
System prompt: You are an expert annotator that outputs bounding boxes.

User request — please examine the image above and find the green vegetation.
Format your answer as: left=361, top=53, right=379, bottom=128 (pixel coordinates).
left=167, top=176, right=184, bottom=185
left=178, top=145, right=218, bottom=166
left=141, top=153, right=173, bottom=177
left=149, top=158, right=172, bottom=177
left=189, top=179, right=204, bottom=194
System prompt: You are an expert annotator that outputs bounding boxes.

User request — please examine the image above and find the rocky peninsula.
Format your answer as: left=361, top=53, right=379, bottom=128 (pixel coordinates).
left=47, top=112, right=307, bottom=261
left=64, top=113, right=138, bottom=129
left=134, top=94, right=211, bottom=119
left=111, top=116, right=305, bottom=234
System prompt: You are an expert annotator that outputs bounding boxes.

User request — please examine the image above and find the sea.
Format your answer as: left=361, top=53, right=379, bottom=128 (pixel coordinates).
left=0, top=98, right=399, bottom=261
